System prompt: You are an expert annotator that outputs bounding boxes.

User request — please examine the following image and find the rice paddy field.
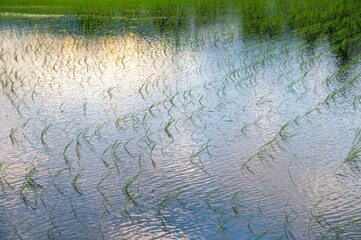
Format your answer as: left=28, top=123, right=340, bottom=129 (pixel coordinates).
left=1, top=0, right=361, bottom=239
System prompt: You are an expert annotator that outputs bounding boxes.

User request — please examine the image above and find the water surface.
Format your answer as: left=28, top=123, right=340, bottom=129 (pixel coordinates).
left=1, top=1, right=361, bottom=239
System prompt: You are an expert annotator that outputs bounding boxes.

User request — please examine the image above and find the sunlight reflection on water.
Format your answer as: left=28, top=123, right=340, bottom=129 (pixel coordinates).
left=1, top=12, right=361, bottom=239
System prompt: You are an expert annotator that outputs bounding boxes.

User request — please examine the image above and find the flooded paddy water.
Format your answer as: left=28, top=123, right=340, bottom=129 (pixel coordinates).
left=1, top=0, right=361, bottom=239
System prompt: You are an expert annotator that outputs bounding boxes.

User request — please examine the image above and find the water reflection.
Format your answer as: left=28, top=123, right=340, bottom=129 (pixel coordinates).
left=1, top=2, right=361, bottom=239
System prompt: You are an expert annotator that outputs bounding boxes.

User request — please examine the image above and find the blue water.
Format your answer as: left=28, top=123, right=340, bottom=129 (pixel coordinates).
left=1, top=11, right=361, bottom=239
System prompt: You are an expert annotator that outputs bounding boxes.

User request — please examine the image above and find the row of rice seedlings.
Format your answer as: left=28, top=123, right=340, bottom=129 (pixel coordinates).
left=13, top=172, right=359, bottom=240
left=111, top=98, right=205, bottom=167
left=0, top=11, right=354, bottom=96
left=208, top=190, right=361, bottom=239
left=120, top=90, right=221, bottom=168
left=229, top=36, right=343, bottom=95
left=0, top=26, right=258, bottom=124
left=1, top=58, right=320, bottom=184
left=242, top=121, right=295, bottom=169
left=0, top=56, right=352, bottom=240
left=241, top=51, right=360, bottom=168
left=324, top=56, right=360, bottom=87
left=0, top=35, right=97, bottom=107
left=0, top=0, right=357, bottom=42
left=319, top=72, right=361, bottom=108
left=212, top=50, right=278, bottom=96
left=28, top=31, right=354, bottom=240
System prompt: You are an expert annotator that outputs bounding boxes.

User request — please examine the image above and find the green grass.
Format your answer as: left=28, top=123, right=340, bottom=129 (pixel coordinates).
left=1, top=0, right=360, bottom=68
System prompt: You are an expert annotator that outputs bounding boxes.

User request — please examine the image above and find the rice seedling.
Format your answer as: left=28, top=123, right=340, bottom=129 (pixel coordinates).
left=96, top=172, right=111, bottom=206
left=75, top=135, right=81, bottom=160
left=71, top=167, right=85, bottom=197
left=49, top=199, right=59, bottom=219
left=110, top=140, right=122, bottom=161
left=10, top=222, right=34, bottom=240
left=241, top=122, right=251, bottom=134
left=336, top=129, right=361, bottom=177
left=20, top=158, right=43, bottom=209
left=283, top=200, right=297, bottom=240
left=352, top=95, right=361, bottom=108
left=153, top=184, right=186, bottom=236
left=123, top=171, right=143, bottom=196
left=157, top=184, right=185, bottom=211
left=242, top=120, right=296, bottom=169
left=242, top=135, right=278, bottom=167
left=63, top=139, right=73, bottom=169
left=122, top=171, right=143, bottom=212
left=164, top=118, right=174, bottom=139
left=115, top=113, right=130, bottom=130
left=148, top=142, right=157, bottom=167
left=204, top=189, right=221, bottom=202
left=94, top=121, right=110, bottom=137
left=214, top=209, right=231, bottom=237
left=123, top=137, right=135, bottom=156
left=138, top=80, right=149, bottom=99
left=0, top=162, right=13, bottom=192
left=190, top=137, right=212, bottom=159
left=47, top=220, right=60, bottom=240
left=148, top=101, right=163, bottom=116
left=9, top=127, right=18, bottom=145
left=41, top=123, right=52, bottom=147
left=96, top=172, right=110, bottom=189
left=51, top=167, right=68, bottom=195
left=230, top=190, right=248, bottom=215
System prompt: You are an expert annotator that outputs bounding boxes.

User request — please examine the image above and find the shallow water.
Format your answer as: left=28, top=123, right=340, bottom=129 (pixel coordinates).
left=1, top=4, right=361, bottom=239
